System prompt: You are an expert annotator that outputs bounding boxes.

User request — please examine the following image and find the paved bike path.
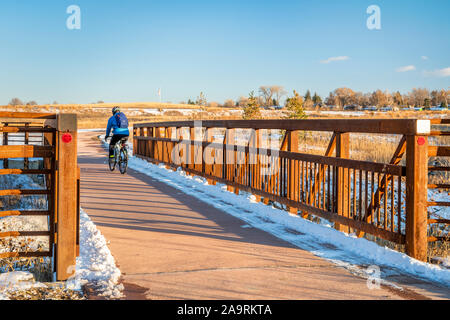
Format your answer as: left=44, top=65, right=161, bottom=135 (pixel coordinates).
left=78, top=132, right=449, bottom=300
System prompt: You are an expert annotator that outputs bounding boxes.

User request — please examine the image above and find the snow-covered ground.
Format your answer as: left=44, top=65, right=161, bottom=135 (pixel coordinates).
left=0, top=171, right=123, bottom=300
left=65, top=209, right=124, bottom=299
left=97, top=135, right=449, bottom=287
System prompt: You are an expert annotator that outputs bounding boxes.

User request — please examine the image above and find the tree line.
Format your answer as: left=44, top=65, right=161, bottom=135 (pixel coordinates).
left=184, top=86, right=449, bottom=110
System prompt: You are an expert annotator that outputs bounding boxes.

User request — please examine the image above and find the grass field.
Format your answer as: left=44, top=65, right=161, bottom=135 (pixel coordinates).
left=1, top=102, right=448, bottom=129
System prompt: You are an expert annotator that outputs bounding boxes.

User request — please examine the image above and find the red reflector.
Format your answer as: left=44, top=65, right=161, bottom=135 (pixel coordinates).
left=417, top=137, right=426, bottom=145
left=62, top=133, right=73, bottom=144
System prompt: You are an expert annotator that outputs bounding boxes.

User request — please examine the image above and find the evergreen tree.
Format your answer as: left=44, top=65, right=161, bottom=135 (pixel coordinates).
left=304, top=90, right=312, bottom=101
left=242, top=91, right=262, bottom=119
left=312, top=92, right=322, bottom=104
left=285, top=91, right=307, bottom=119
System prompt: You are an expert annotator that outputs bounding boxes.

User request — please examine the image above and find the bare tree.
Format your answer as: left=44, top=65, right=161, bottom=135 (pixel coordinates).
left=407, top=88, right=430, bottom=107
left=333, top=88, right=355, bottom=108
left=259, top=86, right=274, bottom=107
left=223, top=99, right=235, bottom=108
left=325, top=92, right=336, bottom=106
left=271, top=86, right=287, bottom=106
left=370, top=90, right=388, bottom=107
left=9, top=98, right=23, bottom=106
left=196, top=92, right=207, bottom=107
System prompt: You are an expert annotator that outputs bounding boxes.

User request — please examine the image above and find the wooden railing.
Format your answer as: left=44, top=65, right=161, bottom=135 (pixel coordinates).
left=133, top=119, right=450, bottom=262
left=0, top=112, right=79, bottom=281
left=427, top=119, right=450, bottom=245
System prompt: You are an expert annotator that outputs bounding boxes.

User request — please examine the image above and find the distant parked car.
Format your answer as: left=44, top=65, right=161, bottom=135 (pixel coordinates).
left=343, top=105, right=358, bottom=111
left=380, top=106, right=393, bottom=112
left=430, top=106, right=446, bottom=111
left=363, top=106, right=377, bottom=111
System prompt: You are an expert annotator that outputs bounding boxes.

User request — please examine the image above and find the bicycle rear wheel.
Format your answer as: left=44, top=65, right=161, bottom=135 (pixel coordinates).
left=108, top=150, right=117, bottom=172
left=118, top=148, right=128, bottom=174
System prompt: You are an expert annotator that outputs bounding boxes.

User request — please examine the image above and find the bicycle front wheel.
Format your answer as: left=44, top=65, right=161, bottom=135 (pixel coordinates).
left=118, top=148, right=128, bottom=174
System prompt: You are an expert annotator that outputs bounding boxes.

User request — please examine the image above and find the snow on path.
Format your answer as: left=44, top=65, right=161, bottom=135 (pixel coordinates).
left=97, top=135, right=449, bottom=287
left=66, top=209, right=124, bottom=298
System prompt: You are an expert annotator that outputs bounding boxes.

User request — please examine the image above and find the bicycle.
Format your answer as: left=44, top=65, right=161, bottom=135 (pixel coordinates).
left=106, top=136, right=129, bottom=174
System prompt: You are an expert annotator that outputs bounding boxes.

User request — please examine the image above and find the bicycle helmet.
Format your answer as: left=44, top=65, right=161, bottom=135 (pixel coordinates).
left=112, top=106, right=121, bottom=115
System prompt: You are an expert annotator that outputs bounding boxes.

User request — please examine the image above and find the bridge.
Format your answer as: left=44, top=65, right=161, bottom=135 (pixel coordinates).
left=1, top=113, right=449, bottom=299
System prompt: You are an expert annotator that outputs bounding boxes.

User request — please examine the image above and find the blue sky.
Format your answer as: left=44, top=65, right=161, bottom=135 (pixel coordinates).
left=0, top=0, right=449, bottom=104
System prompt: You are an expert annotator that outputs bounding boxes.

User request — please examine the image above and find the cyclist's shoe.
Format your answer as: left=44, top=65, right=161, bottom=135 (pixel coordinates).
left=109, top=154, right=115, bottom=158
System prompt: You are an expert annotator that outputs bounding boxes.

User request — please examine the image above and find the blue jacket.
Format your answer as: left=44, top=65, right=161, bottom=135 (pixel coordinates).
left=106, top=115, right=130, bottom=138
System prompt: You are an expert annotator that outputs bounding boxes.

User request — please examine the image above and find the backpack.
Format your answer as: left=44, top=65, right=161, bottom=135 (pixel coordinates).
left=115, top=112, right=129, bottom=129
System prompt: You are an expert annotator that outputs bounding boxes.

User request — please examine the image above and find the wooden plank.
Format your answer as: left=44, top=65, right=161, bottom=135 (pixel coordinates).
left=0, top=210, right=50, bottom=218
left=250, top=129, right=261, bottom=202
left=0, top=251, right=52, bottom=259
left=0, top=112, right=56, bottom=119
left=405, top=135, right=428, bottom=262
left=0, top=231, right=50, bottom=238
left=428, top=219, right=450, bottom=224
left=428, top=146, right=450, bottom=157
left=55, top=114, right=78, bottom=281
left=0, top=189, right=50, bottom=196
left=0, top=126, right=55, bottom=133
left=286, top=131, right=299, bottom=214
left=134, top=119, right=428, bottom=135
left=0, top=169, right=52, bottom=175
left=335, top=132, right=349, bottom=232
left=427, top=201, right=450, bottom=207
left=428, top=166, right=450, bottom=171
left=0, top=145, right=53, bottom=158
left=428, top=184, right=450, bottom=189
left=430, top=119, right=450, bottom=125
left=429, top=131, right=450, bottom=136
left=428, top=236, right=450, bottom=242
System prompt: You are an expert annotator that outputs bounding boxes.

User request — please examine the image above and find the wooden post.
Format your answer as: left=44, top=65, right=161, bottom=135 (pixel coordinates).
left=405, top=135, right=428, bottom=262
left=284, top=131, right=299, bottom=214
left=24, top=123, right=29, bottom=169
left=226, top=129, right=238, bottom=194
left=335, top=132, right=349, bottom=232
left=3, top=123, right=8, bottom=169
left=132, top=127, right=137, bottom=156
left=250, top=129, right=261, bottom=202
left=55, top=114, right=78, bottom=281
left=44, top=130, right=57, bottom=266
left=204, top=128, right=216, bottom=185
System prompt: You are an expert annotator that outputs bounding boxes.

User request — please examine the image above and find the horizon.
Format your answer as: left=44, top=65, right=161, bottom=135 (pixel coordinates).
left=1, top=0, right=449, bottom=105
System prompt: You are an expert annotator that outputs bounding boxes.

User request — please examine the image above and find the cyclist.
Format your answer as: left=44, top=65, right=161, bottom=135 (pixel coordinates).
left=105, top=106, right=130, bottom=158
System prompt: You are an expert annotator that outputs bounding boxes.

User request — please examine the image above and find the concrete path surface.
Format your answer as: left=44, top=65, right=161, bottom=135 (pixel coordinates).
left=78, top=131, right=449, bottom=300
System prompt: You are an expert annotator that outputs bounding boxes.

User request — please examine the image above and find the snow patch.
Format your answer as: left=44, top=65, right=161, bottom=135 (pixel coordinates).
left=66, top=209, right=124, bottom=299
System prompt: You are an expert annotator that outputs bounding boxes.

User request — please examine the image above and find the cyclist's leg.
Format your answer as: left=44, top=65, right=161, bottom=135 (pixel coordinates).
left=109, top=135, right=121, bottom=157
